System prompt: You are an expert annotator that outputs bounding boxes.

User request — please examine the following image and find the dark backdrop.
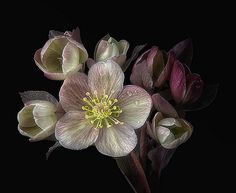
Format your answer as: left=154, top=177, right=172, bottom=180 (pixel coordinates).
left=5, top=2, right=233, bottom=193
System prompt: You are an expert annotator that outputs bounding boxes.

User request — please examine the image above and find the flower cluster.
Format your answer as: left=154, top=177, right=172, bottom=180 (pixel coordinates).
left=17, top=27, right=217, bottom=193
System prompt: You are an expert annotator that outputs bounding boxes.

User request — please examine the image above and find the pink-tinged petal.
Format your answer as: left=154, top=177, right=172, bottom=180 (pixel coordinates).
left=155, top=51, right=175, bottom=88
left=86, top=58, right=96, bottom=68
left=62, top=42, right=81, bottom=75
left=88, top=60, right=124, bottom=98
left=111, top=55, right=126, bottom=66
left=59, top=72, right=90, bottom=111
left=130, top=61, right=153, bottom=91
left=34, top=49, right=47, bottom=72
left=146, top=46, right=158, bottom=75
left=117, top=85, right=152, bottom=129
left=152, top=93, right=178, bottom=118
left=183, top=73, right=204, bottom=104
left=44, top=72, right=66, bottom=80
left=55, top=111, right=99, bottom=150
left=171, top=38, right=193, bottom=67
left=95, top=124, right=137, bottom=157
left=170, top=60, right=186, bottom=103
left=71, top=27, right=82, bottom=43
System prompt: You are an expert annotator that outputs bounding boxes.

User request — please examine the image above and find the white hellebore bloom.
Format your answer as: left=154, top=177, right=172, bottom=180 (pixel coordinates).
left=148, top=112, right=193, bottom=149
left=56, top=60, right=152, bottom=157
left=17, top=100, right=58, bottom=141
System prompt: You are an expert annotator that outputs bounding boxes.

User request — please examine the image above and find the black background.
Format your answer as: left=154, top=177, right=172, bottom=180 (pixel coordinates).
left=5, top=1, right=233, bottom=193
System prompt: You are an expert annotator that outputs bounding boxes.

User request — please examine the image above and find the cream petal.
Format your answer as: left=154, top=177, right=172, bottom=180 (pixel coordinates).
left=55, top=111, right=99, bottom=150
left=118, top=40, right=129, bottom=55
left=18, top=125, right=42, bottom=138
left=62, top=42, right=81, bottom=75
left=158, top=118, right=181, bottom=127
left=34, top=115, right=57, bottom=131
left=156, top=126, right=175, bottom=145
left=88, top=60, right=124, bottom=98
left=117, top=85, right=152, bottom=129
left=95, top=124, right=137, bottom=157
left=67, top=38, right=88, bottom=63
left=59, top=72, right=90, bottom=112
left=32, top=101, right=56, bottom=116
left=17, top=106, right=35, bottom=127
left=41, top=36, right=68, bottom=72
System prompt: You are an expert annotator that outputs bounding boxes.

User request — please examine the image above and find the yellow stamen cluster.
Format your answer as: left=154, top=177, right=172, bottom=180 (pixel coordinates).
left=82, top=91, right=123, bottom=128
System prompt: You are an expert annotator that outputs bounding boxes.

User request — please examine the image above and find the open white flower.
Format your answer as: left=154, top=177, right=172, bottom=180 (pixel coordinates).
left=56, top=60, right=152, bottom=157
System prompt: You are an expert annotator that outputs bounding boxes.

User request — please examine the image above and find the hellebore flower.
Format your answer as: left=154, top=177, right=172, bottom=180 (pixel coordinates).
left=147, top=112, right=193, bottom=149
left=56, top=60, right=152, bottom=157
left=170, top=60, right=204, bottom=105
left=34, top=28, right=88, bottom=80
left=17, top=100, right=59, bottom=141
left=130, top=47, right=175, bottom=91
left=87, top=35, right=129, bottom=68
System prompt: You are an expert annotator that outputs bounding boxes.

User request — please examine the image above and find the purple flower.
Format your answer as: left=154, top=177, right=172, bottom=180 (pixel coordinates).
left=34, top=27, right=88, bottom=80
left=55, top=60, right=152, bottom=157
left=130, top=47, right=175, bottom=91
left=170, top=60, right=204, bottom=104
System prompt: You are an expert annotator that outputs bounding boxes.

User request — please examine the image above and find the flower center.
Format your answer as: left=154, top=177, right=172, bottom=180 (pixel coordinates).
left=82, top=91, right=123, bottom=128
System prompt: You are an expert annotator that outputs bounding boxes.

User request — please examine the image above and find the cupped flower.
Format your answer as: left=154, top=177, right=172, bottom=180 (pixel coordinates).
left=170, top=60, right=204, bottom=105
left=87, top=35, right=129, bottom=68
left=17, top=100, right=59, bottom=141
left=130, top=47, right=175, bottom=91
left=147, top=112, right=193, bottom=149
left=34, top=28, right=88, bottom=80
left=56, top=60, right=152, bottom=157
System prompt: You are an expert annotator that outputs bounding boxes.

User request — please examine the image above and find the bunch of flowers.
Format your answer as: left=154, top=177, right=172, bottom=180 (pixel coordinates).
left=17, top=27, right=217, bottom=193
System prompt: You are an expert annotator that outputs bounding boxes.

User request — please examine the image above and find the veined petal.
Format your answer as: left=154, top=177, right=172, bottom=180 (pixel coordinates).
left=62, top=42, right=81, bottom=75
left=41, top=36, right=68, bottom=72
left=32, top=101, right=56, bottom=116
left=117, top=85, right=152, bottom=129
left=170, top=60, right=186, bottom=103
left=118, top=40, right=129, bottom=54
left=156, top=126, right=175, bottom=146
left=59, top=72, right=90, bottom=112
left=152, top=93, right=178, bottom=118
left=67, top=38, right=88, bottom=63
left=95, top=124, right=137, bottom=157
left=34, top=49, right=47, bottom=72
left=155, top=51, right=175, bottom=88
left=88, top=60, right=124, bottom=98
left=17, top=106, right=35, bottom=127
left=130, top=60, right=153, bottom=91
left=55, top=111, right=99, bottom=150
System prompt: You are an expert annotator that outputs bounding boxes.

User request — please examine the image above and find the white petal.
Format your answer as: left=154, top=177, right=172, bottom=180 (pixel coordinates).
left=59, top=72, right=90, bottom=112
left=158, top=118, right=181, bottom=127
left=156, top=126, right=175, bottom=144
left=62, top=42, right=81, bottom=75
left=55, top=111, right=99, bottom=150
left=95, top=124, right=137, bottom=157
left=32, top=101, right=56, bottom=117
left=117, top=85, right=152, bottom=129
left=88, top=60, right=124, bottom=98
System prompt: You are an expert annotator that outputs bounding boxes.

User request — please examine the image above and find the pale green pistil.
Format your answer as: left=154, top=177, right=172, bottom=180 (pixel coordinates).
left=82, top=91, right=123, bottom=128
